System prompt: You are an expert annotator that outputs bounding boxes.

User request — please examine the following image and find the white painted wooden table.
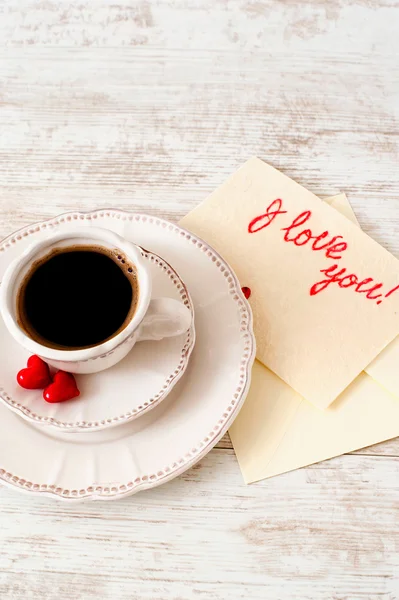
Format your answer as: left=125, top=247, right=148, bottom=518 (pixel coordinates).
left=1, top=2, right=398, bottom=598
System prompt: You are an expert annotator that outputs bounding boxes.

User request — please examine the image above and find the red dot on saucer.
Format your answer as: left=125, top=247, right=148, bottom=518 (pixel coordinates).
left=241, top=286, right=251, bottom=300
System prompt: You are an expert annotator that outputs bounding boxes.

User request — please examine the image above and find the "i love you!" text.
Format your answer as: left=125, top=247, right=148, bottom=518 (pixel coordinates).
left=248, top=199, right=399, bottom=305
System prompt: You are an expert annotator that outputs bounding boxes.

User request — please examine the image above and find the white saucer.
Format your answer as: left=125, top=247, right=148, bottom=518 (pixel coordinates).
left=0, top=211, right=255, bottom=501
left=0, top=249, right=195, bottom=432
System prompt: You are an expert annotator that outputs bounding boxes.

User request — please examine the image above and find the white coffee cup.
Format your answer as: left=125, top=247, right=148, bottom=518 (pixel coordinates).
left=0, top=227, right=192, bottom=374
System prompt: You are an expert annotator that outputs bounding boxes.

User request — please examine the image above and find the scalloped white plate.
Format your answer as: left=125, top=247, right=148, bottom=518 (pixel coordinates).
left=0, top=211, right=255, bottom=501
left=0, top=249, right=195, bottom=432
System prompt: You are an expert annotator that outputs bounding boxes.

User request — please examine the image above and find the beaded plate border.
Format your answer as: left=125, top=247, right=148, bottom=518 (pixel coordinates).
left=0, top=249, right=195, bottom=431
left=0, top=210, right=255, bottom=501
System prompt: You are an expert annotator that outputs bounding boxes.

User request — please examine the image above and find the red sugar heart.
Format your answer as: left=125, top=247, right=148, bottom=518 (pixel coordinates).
left=17, top=355, right=52, bottom=389
left=43, top=371, right=80, bottom=404
left=241, top=286, right=251, bottom=300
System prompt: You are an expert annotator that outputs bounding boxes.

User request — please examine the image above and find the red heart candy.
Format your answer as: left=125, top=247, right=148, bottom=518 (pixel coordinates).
left=241, top=286, right=251, bottom=300
left=17, top=355, right=52, bottom=389
left=43, top=371, right=80, bottom=403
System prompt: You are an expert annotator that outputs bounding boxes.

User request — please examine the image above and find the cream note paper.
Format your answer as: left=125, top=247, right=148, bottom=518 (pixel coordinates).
left=228, top=194, right=399, bottom=483
left=326, top=195, right=399, bottom=399
left=181, top=158, right=399, bottom=409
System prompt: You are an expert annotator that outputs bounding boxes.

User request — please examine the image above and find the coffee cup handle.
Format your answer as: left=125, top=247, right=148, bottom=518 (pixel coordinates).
left=137, top=298, right=192, bottom=342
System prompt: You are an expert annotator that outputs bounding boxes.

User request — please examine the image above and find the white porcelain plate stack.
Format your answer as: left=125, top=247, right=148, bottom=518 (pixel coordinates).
left=0, top=211, right=256, bottom=501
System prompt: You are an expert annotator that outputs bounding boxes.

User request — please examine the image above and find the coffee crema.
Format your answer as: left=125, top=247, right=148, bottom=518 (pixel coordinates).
left=17, top=245, right=139, bottom=350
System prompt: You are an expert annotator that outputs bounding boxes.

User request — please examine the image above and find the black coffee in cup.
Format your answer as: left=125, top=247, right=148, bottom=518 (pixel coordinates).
left=17, top=246, right=139, bottom=350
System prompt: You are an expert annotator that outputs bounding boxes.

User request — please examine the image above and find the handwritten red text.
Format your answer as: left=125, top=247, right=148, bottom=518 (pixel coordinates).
left=248, top=199, right=398, bottom=305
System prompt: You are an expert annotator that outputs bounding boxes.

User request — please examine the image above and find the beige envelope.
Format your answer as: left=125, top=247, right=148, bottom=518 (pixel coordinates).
left=228, top=194, right=399, bottom=483
left=230, top=363, right=399, bottom=483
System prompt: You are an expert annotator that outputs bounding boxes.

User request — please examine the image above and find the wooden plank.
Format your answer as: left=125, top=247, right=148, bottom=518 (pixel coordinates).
left=0, top=450, right=398, bottom=600
left=351, top=437, right=399, bottom=457
left=216, top=432, right=233, bottom=450
left=1, top=30, right=399, bottom=253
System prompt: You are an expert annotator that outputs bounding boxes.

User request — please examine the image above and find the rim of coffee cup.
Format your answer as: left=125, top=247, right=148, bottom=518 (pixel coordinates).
left=0, top=227, right=152, bottom=362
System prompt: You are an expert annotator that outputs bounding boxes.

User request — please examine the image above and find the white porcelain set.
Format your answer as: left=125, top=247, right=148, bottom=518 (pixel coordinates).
left=0, top=211, right=255, bottom=501
left=0, top=226, right=196, bottom=434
